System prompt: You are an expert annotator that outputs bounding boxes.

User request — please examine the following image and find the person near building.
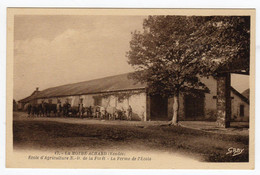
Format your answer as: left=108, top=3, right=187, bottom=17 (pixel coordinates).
left=78, top=102, right=84, bottom=119
left=127, top=105, right=132, bottom=121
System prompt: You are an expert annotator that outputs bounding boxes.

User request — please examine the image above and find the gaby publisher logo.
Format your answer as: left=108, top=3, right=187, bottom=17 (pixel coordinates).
left=226, top=147, right=244, bottom=157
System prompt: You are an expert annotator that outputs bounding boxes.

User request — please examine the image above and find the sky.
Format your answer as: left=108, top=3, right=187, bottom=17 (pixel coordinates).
left=14, top=15, right=145, bottom=101
left=13, top=15, right=249, bottom=101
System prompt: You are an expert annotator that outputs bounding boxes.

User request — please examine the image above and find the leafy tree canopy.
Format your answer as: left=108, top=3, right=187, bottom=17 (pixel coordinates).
left=127, top=16, right=250, bottom=97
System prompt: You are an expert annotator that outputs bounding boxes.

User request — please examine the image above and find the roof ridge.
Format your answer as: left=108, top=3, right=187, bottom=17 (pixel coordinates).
left=20, top=72, right=145, bottom=101
left=42, top=72, right=132, bottom=91
left=230, top=86, right=249, bottom=104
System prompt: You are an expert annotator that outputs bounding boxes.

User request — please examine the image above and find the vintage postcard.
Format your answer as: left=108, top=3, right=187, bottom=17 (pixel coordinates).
left=6, top=8, right=255, bottom=169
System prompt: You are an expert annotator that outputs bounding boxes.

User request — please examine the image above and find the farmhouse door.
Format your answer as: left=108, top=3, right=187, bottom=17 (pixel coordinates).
left=184, top=94, right=205, bottom=120
left=150, top=95, right=168, bottom=121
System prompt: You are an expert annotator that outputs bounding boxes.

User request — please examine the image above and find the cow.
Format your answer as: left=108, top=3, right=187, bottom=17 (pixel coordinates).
left=45, top=103, right=57, bottom=117
left=106, top=106, right=117, bottom=120
left=41, top=102, right=47, bottom=116
left=93, top=106, right=101, bottom=118
left=63, top=102, right=71, bottom=117
left=37, top=103, right=44, bottom=117
left=63, top=104, right=85, bottom=118
left=31, top=104, right=39, bottom=116
left=85, top=106, right=93, bottom=118
left=27, top=103, right=32, bottom=117
left=67, top=106, right=77, bottom=117
left=114, top=108, right=126, bottom=120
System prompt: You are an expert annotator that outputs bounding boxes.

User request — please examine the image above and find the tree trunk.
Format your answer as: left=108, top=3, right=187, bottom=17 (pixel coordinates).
left=216, top=73, right=231, bottom=128
left=171, top=93, right=179, bottom=125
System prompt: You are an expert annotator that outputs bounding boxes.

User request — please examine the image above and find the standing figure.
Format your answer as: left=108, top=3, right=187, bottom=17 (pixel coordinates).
left=64, top=101, right=71, bottom=117
left=127, top=105, right=132, bottom=121
left=42, top=102, right=48, bottom=117
left=95, top=106, right=100, bottom=118
left=38, top=102, right=44, bottom=117
left=27, top=103, right=32, bottom=117
left=88, top=106, right=93, bottom=118
left=78, top=102, right=84, bottom=119
left=62, top=103, right=67, bottom=117
left=121, top=107, right=126, bottom=120
left=57, top=101, right=62, bottom=117
left=100, top=106, right=106, bottom=119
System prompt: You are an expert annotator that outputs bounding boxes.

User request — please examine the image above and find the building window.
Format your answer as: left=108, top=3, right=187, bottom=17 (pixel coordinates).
left=240, top=104, right=245, bottom=117
left=93, top=96, right=102, bottom=106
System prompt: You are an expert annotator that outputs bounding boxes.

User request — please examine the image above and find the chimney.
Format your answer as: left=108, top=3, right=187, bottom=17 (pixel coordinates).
left=36, top=87, right=39, bottom=91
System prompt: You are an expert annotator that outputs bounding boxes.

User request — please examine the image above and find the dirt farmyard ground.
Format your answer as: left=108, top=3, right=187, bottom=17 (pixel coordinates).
left=13, top=112, right=249, bottom=162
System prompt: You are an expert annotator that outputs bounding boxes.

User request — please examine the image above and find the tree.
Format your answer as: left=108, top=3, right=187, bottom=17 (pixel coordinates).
left=126, top=16, right=250, bottom=125
left=191, top=16, right=250, bottom=74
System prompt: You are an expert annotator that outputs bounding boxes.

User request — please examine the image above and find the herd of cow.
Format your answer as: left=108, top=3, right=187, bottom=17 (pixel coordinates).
left=26, top=102, right=133, bottom=120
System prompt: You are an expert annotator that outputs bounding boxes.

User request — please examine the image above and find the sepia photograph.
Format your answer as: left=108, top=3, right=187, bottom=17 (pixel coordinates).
left=6, top=8, right=255, bottom=169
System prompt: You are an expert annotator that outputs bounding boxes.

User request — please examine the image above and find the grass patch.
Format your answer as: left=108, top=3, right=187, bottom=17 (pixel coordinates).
left=13, top=120, right=249, bottom=162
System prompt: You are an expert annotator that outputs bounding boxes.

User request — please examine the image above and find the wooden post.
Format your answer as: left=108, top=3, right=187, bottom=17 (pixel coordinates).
left=216, top=73, right=231, bottom=128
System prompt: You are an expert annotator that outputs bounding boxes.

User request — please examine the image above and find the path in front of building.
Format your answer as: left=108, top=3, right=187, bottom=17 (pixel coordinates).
left=179, top=121, right=249, bottom=136
left=14, top=112, right=249, bottom=136
left=13, top=112, right=204, bottom=163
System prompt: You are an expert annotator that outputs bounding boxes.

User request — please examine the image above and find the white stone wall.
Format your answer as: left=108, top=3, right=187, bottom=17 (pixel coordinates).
left=35, top=91, right=146, bottom=120
left=36, top=96, right=80, bottom=107
left=201, top=77, right=217, bottom=108
left=200, top=76, right=218, bottom=120
left=82, top=91, right=147, bottom=121
left=102, top=95, right=118, bottom=109
left=59, top=97, right=68, bottom=105
left=71, top=96, right=80, bottom=107
left=129, top=93, right=147, bottom=121
left=80, top=94, right=94, bottom=107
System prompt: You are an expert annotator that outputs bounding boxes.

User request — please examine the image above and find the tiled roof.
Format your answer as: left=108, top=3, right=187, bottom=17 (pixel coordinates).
left=19, top=73, right=146, bottom=101
left=231, top=86, right=249, bottom=104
